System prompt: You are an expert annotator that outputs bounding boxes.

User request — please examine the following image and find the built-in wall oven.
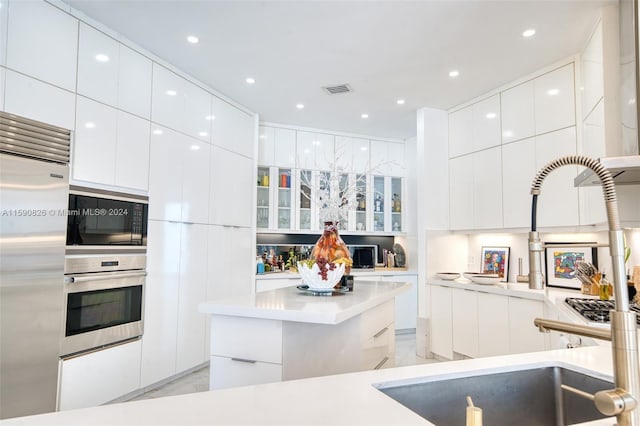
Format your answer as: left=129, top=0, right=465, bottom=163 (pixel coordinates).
left=61, top=254, right=146, bottom=357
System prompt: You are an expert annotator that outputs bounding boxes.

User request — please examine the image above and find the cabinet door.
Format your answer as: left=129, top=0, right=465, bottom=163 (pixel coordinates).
left=77, top=23, right=119, bottom=107
left=183, top=80, right=212, bottom=142
left=535, top=127, right=579, bottom=227
left=181, top=137, right=210, bottom=223
left=58, top=340, right=142, bottom=411
left=141, top=220, right=180, bottom=387
left=118, top=45, right=152, bottom=119
left=472, top=95, right=501, bottom=151
left=387, top=142, right=405, bottom=177
left=151, top=64, right=185, bottom=132
left=148, top=126, right=184, bottom=222
left=297, top=131, right=334, bottom=170
left=535, top=64, right=576, bottom=134
left=114, top=110, right=150, bottom=191
left=449, top=154, right=474, bottom=230
left=258, top=126, right=275, bottom=166
left=0, top=0, right=7, bottom=67
left=370, top=140, right=388, bottom=175
left=508, top=297, right=546, bottom=354
left=176, top=223, right=208, bottom=372
left=6, top=0, right=78, bottom=91
left=502, top=138, right=536, bottom=228
left=430, top=285, right=452, bottom=359
left=206, top=226, right=253, bottom=301
left=274, top=127, right=296, bottom=168
left=210, top=356, right=282, bottom=390
left=477, top=292, right=509, bottom=357
left=211, top=96, right=255, bottom=158
left=449, top=106, right=473, bottom=157
left=501, top=81, right=535, bottom=144
left=73, top=96, right=117, bottom=185
left=380, top=275, right=417, bottom=330
left=0, top=67, right=4, bottom=110
left=473, top=146, right=503, bottom=229
left=209, top=147, right=253, bottom=227
left=451, top=288, right=478, bottom=357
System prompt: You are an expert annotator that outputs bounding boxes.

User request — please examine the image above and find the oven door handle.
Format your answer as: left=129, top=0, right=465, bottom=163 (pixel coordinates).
left=65, top=270, right=147, bottom=284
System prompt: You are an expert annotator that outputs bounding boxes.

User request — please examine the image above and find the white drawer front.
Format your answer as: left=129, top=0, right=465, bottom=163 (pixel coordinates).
left=361, top=299, right=394, bottom=340
left=210, top=315, right=282, bottom=364
left=362, top=322, right=395, bottom=370
left=210, top=355, right=282, bottom=390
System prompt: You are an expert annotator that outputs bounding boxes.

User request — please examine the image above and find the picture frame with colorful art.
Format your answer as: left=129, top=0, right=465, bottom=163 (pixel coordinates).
left=481, top=246, right=510, bottom=281
left=545, top=243, right=598, bottom=289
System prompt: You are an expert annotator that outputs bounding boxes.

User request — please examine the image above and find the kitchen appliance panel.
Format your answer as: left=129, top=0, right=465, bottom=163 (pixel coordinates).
left=0, top=153, right=68, bottom=419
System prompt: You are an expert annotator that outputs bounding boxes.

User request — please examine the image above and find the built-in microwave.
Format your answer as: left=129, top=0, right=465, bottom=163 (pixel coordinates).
left=66, top=186, right=148, bottom=253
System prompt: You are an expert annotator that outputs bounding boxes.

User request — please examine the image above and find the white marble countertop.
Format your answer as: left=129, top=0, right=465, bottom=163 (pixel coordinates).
left=198, top=280, right=410, bottom=324
left=2, top=346, right=617, bottom=426
left=256, top=268, right=417, bottom=280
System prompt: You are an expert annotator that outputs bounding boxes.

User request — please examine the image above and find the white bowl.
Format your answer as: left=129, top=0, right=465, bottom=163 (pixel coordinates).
left=436, top=272, right=460, bottom=281
left=463, top=272, right=480, bottom=280
left=470, top=274, right=501, bottom=285
left=297, top=262, right=345, bottom=291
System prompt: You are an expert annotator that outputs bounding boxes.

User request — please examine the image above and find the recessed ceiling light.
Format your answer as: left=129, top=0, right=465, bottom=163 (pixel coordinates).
left=84, top=122, right=95, bottom=129
left=187, top=35, right=199, bottom=44
left=485, top=112, right=497, bottom=119
left=205, top=115, right=216, bottom=120
left=296, top=104, right=304, bottom=109
left=166, top=90, right=177, bottom=96
left=396, top=99, right=405, bottom=105
left=246, top=77, right=255, bottom=84
left=547, top=88, right=560, bottom=96
left=95, top=53, right=109, bottom=62
left=152, top=129, right=163, bottom=135
left=522, top=29, right=536, bottom=38
left=199, top=131, right=208, bottom=137
left=449, top=70, right=460, bottom=78
left=361, top=113, right=369, bottom=119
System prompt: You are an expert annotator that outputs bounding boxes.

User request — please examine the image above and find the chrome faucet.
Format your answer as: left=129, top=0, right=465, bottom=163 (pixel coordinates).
left=527, top=155, right=639, bottom=425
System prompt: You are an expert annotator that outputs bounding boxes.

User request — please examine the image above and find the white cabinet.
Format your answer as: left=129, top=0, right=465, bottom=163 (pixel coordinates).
left=258, top=126, right=296, bottom=168
left=258, top=126, right=276, bottom=166
left=0, top=0, right=7, bottom=67
left=176, top=223, right=208, bottom=372
left=118, top=45, right=152, bottom=119
left=472, top=95, right=501, bottom=151
left=477, top=292, right=509, bottom=357
left=209, top=147, right=253, bottom=227
left=535, top=64, right=576, bottom=135
left=336, top=136, right=370, bottom=173
left=448, top=106, right=473, bottom=158
left=296, top=131, right=334, bottom=170
left=451, top=288, right=478, bottom=357
left=141, top=220, right=180, bottom=387
left=211, top=96, right=255, bottom=158
left=429, top=285, right=453, bottom=359
left=0, top=67, right=4, bottom=111
left=4, top=70, right=76, bottom=130
left=508, top=297, right=546, bottom=354
left=502, top=138, right=536, bottom=228
left=181, top=139, right=210, bottom=224
left=535, top=127, right=579, bottom=227
left=74, top=96, right=150, bottom=191
left=473, top=146, right=503, bottom=229
left=6, top=0, right=78, bottom=91
left=370, top=140, right=404, bottom=176
left=77, top=23, right=119, bottom=107
left=58, top=340, right=142, bottom=411
left=206, top=226, right=253, bottom=300
left=501, top=81, right=535, bottom=144
left=183, top=80, right=212, bottom=143
left=448, top=154, right=474, bottom=230
left=379, top=275, right=417, bottom=330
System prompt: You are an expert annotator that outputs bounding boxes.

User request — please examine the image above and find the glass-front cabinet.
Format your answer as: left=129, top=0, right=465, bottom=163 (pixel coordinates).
left=355, top=174, right=367, bottom=232
left=276, top=168, right=292, bottom=229
left=372, top=176, right=385, bottom=232
left=298, top=170, right=312, bottom=231
left=257, top=167, right=270, bottom=229
left=391, top=177, right=402, bottom=232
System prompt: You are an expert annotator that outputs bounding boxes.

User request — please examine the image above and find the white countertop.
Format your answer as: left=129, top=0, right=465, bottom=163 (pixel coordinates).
left=256, top=268, right=417, bottom=280
left=198, top=280, right=410, bottom=324
left=2, top=346, right=617, bottom=426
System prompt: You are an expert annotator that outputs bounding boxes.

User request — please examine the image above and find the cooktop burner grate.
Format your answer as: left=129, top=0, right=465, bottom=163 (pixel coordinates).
left=565, top=297, right=640, bottom=325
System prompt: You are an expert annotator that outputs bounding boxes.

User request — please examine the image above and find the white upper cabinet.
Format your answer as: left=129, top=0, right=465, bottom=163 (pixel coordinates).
left=296, top=131, right=334, bottom=171
left=1, top=0, right=8, bottom=66
left=335, top=136, right=370, bottom=173
left=6, top=0, right=78, bottom=91
left=502, top=137, right=536, bottom=228
left=448, top=106, right=473, bottom=158
left=210, top=147, right=254, bottom=227
left=472, top=95, right=501, bottom=151
left=4, top=70, right=76, bottom=130
left=148, top=126, right=185, bottom=222
left=449, top=154, right=474, bottom=230
left=501, top=81, right=535, bottom=144
left=211, top=96, right=255, bottom=158
left=273, top=128, right=296, bottom=168
left=581, top=21, right=604, bottom=119
left=535, top=127, right=579, bottom=227
left=183, top=80, right=212, bottom=143
left=370, top=139, right=404, bottom=176
left=118, top=45, right=152, bottom=119
left=258, top=126, right=275, bottom=166
left=77, top=23, right=119, bottom=107
left=181, top=138, right=210, bottom=224
left=387, top=142, right=405, bottom=176
left=535, top=64, right=576, bottom=135
left=114, top=111, right=150, bottom=191
left=473, top=146, right=503, bottom=229
left=0, top=67, right=5, bottom=111
left=151, top=64, right=186, bottom=132
left=73, top=96, right=118, bottom=184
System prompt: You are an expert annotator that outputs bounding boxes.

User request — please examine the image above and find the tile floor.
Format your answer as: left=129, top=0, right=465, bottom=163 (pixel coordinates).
left=129, top=332, right=438, bottom=401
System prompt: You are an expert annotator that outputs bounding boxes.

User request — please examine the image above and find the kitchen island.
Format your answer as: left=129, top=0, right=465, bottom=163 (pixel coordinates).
left=198, top=280, right=411, bottom=389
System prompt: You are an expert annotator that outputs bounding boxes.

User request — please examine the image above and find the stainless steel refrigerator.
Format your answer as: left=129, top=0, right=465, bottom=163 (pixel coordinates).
left=0, top=112, right=70, bottom=419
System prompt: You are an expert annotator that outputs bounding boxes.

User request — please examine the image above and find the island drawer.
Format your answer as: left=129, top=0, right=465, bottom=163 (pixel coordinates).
left=210, top=355, right=282, bottom=390
left=362, top=321, right=395, bottom=370
left=210, top=315, right=283, bottom=364
left=361, top=299, right=395, bottom=340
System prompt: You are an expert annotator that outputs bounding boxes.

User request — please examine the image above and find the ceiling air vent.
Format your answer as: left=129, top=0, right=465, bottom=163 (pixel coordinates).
left=322, top=84, right=352, bottom=95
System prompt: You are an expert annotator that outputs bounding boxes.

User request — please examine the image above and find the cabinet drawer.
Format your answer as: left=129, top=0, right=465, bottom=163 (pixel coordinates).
left=210, top=355, right=282, bottom=390
left=362, top=321, right=395, bottom=370
left=210, top=315, right=282, bottom=364
left=361, top=299, right=394, bottom=340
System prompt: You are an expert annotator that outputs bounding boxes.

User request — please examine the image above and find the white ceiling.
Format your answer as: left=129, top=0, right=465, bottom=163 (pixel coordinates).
left=63, top=0, right=615, bottom=140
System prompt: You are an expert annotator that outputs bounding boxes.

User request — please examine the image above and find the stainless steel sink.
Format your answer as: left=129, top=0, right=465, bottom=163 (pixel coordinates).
left=375, top=365, right=613, bottom=426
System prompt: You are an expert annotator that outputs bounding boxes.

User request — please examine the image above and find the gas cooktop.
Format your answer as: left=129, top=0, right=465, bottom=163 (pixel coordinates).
left=565, top=297, right=640, bottom=325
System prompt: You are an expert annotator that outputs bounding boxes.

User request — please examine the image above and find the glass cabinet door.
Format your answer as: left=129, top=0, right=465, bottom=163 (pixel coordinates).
left=299, top=170, right=312, bottom=231
left=277, top=168, right=292, bottom=229
left=355, top=174, right=367, bottom=231
left=373, top=175, right=385, bottom=232
left=391, top=177, right=402, bottom=232
left=337, top=173, right=349, bottom=231
left=318, top=171, right=330, bottom=229
left=257, top=166, right=270, bottom=228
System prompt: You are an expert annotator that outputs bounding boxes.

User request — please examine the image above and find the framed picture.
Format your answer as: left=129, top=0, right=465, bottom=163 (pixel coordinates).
left=544, top=243, right=598, bottom=289
left=481, top=246, right=510, bottom=281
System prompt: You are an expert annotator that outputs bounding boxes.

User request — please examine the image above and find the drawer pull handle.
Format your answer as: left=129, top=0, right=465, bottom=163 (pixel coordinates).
left=374, top=356, right=389, bottom=370
left=231, top=357, right=257, bottom=364
left=373, top=327, right=389, bottom=339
